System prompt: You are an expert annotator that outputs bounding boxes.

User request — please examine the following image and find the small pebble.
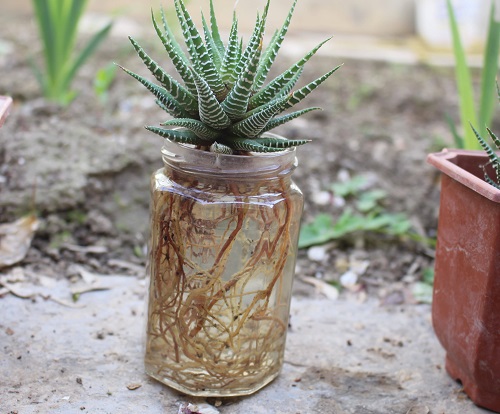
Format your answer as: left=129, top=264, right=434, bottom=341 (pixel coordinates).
left=340, top=270, right=358, bottom=288
left=307, top=246, right=327, bottom=262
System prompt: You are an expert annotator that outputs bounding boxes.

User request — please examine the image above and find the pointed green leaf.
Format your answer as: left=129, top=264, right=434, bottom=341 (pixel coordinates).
left=161, top=118, right=220, bottom=140
left=487, top=127, right=500, bottom=150
left=221, top=38, right=263, bottom=120
left=253, top=136, right=311, bottom=148
left=175, top=0, right=227, bottom=99
left=250, top=37, right=331, bottom=108
left=260, top=107, right=321, bottom=133
left=286, top=65, right=342, bottom=109
left=220, top=15, right=240, bottom=85
left=228, top=138, right=284, bottom=152
left=209, top=0, right=225, bottom=57
left=210, top=142, right=233, bottom=154
left=201, top=13, right=223, bottom=71
left=159, top=7, right=190, bottom=67
left=471, top=124, right=500, bottom=184
left=152, top=9, right=197, bottom=96
left=119, top=65, right=191, bottom=118
left=486, top=127, right=500, bottom=184
left=128, top=36, right=198, bottom=113
left=145, top=126, right=208, bottom=145
left=191, top=68, right=231, bottom=130
left=249, top=66, right=303, bottom=110
left=230, top=94, right=290, bottom=138
left=233, top=13, right=265, bottom=86
left=254, top=0, right=297, bottom=90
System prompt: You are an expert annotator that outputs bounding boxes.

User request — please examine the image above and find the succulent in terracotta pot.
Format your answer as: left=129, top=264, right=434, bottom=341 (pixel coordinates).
left=427, top=90, right=500, bottom=413
left=120, top=0, right=339, bottom=397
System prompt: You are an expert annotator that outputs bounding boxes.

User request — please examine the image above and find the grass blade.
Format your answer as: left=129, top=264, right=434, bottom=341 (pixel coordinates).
left=447, top=0, right=479, bottom=149
left=62, top=21, right=113, bottom=94
left=478, top=1, right=500, bottom=136
left=32, top=0, right=57, bottom=87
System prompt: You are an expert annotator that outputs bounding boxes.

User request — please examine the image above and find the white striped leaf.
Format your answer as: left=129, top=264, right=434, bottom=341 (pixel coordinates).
left=285, top=65, right=342, bottom=109
left=145, top=126, right=208, bottom=145
left=175, top=0, right=227, bottom=100
left=230, top=94, right=289, bottom=137
left=152, top=10, right=197, bottom=96
left=254, top=136, right=310, bottom=148
left=260, top=107, right=321, bottom=134
left=128, top=36, right=198, bottom=114
left=201, top=13, right=223, bottom=71
left=161, top=118, right=221, bottom=140
left=210, top=142, right=234, bottom=154
left=249, top=37, right=331, bottom=109
left=191, top=68, right=232, bottom=130
left=119, top=65, right=190, bottom=118
left=221, top=37, right=263, bottom=120
left=254, top=0, right=298, bottom=90
left=209, top=0, right=225, bottom=58
left=220, top=16, right=240, bottom=85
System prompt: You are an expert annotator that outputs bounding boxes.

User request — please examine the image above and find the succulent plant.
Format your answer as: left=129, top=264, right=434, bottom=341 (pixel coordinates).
left=471, top=84, right=500, bottom=189
left=471, top=125, right=500, bottom=189
left=120, top=0, right=340, bottom=154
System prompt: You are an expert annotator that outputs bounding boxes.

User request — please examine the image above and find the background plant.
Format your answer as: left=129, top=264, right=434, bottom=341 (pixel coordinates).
left=447, top=0, right=500, bottom=149
left=298, top=175, right=434, bottom=249
left=94, top=63, right=117, bottom=104
left=121, top=0, right=340, bottom=154
left=32, top=0, right=112, bottom=106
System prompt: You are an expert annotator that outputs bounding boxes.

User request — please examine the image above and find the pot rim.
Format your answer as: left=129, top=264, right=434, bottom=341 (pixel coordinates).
left=427, top=148, right=500, bottom=202
left=161, top=133, right=299, bottom=178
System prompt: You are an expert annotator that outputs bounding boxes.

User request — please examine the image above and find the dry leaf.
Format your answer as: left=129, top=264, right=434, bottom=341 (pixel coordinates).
left=0, top=96, right=12, bottom=127
left=406, top=406, right=430, bottom=414
left=0, top=215, right=39, bottom=268
left=126, top=383, right=142, bottom=390
left=300, top=276, right=339, bottom=300
left=178, top=403, right=220, bottom=414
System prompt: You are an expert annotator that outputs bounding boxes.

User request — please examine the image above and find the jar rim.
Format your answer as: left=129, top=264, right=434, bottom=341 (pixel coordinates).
left=161, top=134, right=298, bottom=178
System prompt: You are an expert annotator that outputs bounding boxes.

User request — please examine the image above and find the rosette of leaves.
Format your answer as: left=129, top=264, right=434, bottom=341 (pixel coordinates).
left=120, top=0, right=340, bottom=154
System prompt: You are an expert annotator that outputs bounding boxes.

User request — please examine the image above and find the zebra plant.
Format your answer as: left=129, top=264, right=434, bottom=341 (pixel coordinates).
left=471, top=83, right=500, bottom=189
left=120, top=0, right=340, bottom=154
left=471, top=126, right=500, bottom=189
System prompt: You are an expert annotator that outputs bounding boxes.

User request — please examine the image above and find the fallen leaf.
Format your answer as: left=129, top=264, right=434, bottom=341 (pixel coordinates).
left=0, top=96, right=12, bottom=127
left=62, top=244, right=108, bottom=254
left=406, top=406, right=430, bottom=414
left=300, top=276, right=339, bottom=300
left=178, top=403, right=220, bottom=414
left=0, top=215, right=39, bottom=268
left=126, top=383, right=142, bottom=390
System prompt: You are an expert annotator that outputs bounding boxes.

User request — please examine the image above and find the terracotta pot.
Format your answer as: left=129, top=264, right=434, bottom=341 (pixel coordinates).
left=427, top=149, right=500, bottom=413
left=0, top=96, right=12, bottom=127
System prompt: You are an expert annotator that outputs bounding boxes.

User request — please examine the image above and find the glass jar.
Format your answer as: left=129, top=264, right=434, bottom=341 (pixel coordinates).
left=144, top=138, right=304, bottom=397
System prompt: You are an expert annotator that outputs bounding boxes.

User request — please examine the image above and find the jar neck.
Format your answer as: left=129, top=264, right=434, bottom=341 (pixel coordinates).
left=161, top=138, right=298, bottom=184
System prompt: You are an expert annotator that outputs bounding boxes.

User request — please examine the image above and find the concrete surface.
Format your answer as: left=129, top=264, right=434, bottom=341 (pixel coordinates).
left=0, top=274, right=490, bottom=414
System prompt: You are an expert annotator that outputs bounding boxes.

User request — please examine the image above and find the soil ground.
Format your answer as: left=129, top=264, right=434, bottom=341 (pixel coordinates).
left=0, top=7, right=493, bottom=414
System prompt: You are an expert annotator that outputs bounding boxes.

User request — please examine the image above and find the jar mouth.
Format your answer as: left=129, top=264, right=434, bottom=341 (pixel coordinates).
left=161, top=134, right=298, bottom=178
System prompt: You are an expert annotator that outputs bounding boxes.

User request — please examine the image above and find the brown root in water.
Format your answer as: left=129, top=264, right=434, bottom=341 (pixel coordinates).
left=145, top=176, right=297, bottom=394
